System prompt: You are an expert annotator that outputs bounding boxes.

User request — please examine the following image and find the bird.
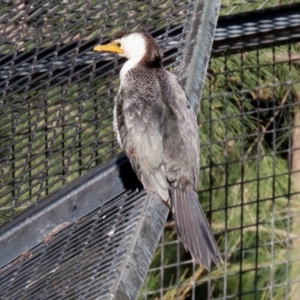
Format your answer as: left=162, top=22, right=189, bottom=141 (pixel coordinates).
left=93, top=31, right=222, bottom=268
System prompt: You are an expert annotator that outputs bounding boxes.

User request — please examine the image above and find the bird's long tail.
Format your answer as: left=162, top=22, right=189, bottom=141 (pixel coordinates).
left=171, top=186, right=222, bottom=268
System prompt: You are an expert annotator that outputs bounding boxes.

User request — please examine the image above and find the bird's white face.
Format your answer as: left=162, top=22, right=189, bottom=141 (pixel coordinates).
left=116, top=33, right=147, bottom=60
left=94, top=33, right=147, bottom=60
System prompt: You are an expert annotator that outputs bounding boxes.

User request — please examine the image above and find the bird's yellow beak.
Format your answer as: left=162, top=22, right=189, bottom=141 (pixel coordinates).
left=93, top=42, right=124, bottom=54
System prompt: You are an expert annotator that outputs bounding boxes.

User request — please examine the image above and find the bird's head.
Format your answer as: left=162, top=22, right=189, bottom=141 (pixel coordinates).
left=94, top=31, right=162, bottom=67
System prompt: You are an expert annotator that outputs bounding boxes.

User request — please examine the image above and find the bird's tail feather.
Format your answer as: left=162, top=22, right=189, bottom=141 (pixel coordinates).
left=171, top=186, right=222, bottom=268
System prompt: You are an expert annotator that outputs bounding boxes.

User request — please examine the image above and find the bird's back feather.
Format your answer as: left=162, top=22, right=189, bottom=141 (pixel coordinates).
left=116, top=64, right=222, bottom=267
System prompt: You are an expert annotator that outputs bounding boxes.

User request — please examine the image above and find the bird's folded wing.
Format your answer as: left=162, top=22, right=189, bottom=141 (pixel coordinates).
left=116, top=71, right=169, bottom=201
left=158, top=70, right=200, bottom=187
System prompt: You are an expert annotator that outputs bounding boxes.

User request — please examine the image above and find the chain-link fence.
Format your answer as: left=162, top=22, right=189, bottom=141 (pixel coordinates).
left=1, top=0, right=300, bottom=299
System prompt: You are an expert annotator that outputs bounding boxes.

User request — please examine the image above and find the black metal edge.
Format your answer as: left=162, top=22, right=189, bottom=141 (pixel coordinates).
left=111, top=194, right=169, bottom=300
left=179, top=0, right=221, bottom=114
left=212, top=3, right=300, bottom=57
left=212, top=30, right=300, bottom=58
left=218, top=2, right=300, bottom=26
left=0, top=153, right=141, bottom=267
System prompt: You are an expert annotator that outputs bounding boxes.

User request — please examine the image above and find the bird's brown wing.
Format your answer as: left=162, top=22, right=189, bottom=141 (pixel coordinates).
left=158, top=69, right=222, bottom=268
left=158, top=70, right=199, bottom=186
left=116, top=67, right=169, bottom=201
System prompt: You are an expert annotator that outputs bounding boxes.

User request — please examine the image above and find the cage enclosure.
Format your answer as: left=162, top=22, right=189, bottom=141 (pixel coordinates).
left=1, top=0, right=300, bottom=299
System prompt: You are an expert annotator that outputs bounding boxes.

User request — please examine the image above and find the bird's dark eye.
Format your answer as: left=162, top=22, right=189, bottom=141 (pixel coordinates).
left=116, top=42, right=121, bottom=47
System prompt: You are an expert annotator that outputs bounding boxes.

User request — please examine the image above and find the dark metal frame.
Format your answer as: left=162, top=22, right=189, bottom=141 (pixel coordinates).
left=212, top=3, right=300, bottom=57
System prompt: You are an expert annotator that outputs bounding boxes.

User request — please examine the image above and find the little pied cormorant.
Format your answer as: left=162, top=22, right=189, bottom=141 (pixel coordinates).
left=94, top=31, right=222, bottom=268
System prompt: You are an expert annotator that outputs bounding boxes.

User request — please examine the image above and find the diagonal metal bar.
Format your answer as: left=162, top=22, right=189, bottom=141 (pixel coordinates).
left=179, top=0, right=221, bottom=114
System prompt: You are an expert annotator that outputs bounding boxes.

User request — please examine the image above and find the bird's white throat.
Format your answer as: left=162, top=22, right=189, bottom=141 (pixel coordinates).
left=118, top=33, right=147, bottom=81
left=120, top=57, right=143, bottom=80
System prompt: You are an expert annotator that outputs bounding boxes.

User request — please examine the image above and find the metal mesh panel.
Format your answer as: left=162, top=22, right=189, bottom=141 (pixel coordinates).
left=0, top=0, right=193, bottom=225
left=0, top=189, right=146, bottom=299
left=140, top=30, right=300, bottom=300
left=0, top=153, right=170, bottom=300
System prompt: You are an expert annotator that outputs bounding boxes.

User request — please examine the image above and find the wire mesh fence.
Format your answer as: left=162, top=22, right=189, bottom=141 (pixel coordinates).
left=1, top=0, right=300, bottom=299
left=0, top=0, right=194, bottom=225
left=140, top=34, right=300, bottom=300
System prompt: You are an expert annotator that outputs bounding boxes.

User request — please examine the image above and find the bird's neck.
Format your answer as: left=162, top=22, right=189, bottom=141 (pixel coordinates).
left=120, top=56, right=143, bottom=81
